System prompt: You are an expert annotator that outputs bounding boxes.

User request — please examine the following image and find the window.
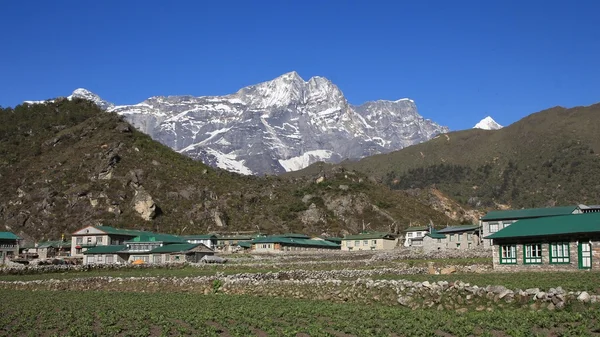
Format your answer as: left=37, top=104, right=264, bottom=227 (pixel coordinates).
left=549, top=242, right=570, bottom=264
left=456, top=243, right=460, bottom=248
left=371, top=240, right=377, bottom=245
left=524, top=244, right=542, bottom=264
left=457, top=234, right=461, bottom=242
left=467, top=233, right=473, bottom=241
left=153, top=255, right=161, bottom=264
left=76, top=248, right=82, bottom=254
left=468, top=242, right=472, bottom=249
left=106, top=255, right=114, bottom=264
left=500, top=245, right=517, bottom=264
left=96, top=255, right=104, bottom=263
left=347, top=241, right=352, bottom=247
left=97, top=237, right=103, bottom=244
left=363, top=240, right=368, bottom=246
left=407, top=233, right=413, bottom=238
left=489, top=223, right=499, bottom=233
left=76, top=238, right=83, bottom=244
left=449, top=234, right=454, bottom=242
left=87, top=237, right=92, bottom=244
left=355, top=241, right=360, bottom=246
left=87, top=255, right=95, bottom=264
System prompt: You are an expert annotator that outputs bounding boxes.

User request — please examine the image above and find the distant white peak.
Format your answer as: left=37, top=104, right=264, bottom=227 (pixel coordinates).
left=278, top=71, right=304, bottom=82
left=395, top=98, right=415, bottom=104
left=473, top=116, right=502, bottom=130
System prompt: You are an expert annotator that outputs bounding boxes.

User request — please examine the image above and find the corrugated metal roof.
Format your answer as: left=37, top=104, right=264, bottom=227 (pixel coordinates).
left=0, top=232, right=19, bottom=240
left=150, top=243, right=209, bottom=253
left=485, top=212, right=600, bottom=239
left=94, top=226, right=150, bottom=237
left=127, top=233, right=184, bottom=244
left=37, top=240, right=71, bottom=249
left=437, top=225, right=481, bottom=234
left=425, top=228, right=446, bottom=239
left=481, top=206, right=578, bottom=221
left=404, top=226, right=429, bottom=232
left=181, top=234, right=217, bottom=240
left=342, top=232, right=396, bottom=240
left=83, top=245, right=126, bottom=254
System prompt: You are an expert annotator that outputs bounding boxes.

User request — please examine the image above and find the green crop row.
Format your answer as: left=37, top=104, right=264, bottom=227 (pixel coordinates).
left=1, top=289, right=600, bottom=337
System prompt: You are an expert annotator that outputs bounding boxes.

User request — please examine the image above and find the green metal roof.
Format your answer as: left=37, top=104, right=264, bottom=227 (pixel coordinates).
left=343, top=232, right=396, bottom=240
left=217, top=234, right=256, bottom=240
left=481, top=206, right=579, bottom=221
left=181, top=234, right=217, bottom=240
left=485, top=212, right=600, bottom=240
left=149, top=243, right=202, bottom=253
left=425, top=228, right=446, bottom=239
left=437, top=225, right=480, bottom=234
left=83, top=245, right=126, bottom=254
left=404, top=226, right=429, bottom=232
left=321, top=236, right=342, bottom=243
left=252, top=236, right=340, bottom=248
left=127, top=233, right=184, bottom=244
left=237, top=241, right=252, bottom=248
left=0, top=232, right=19, bottom=240
left=94, top=226, right=151, bottom=237
left=37, top=240, right=71, bottom=249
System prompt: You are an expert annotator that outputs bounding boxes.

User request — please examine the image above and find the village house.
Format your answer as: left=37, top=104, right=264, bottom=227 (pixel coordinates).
left=341, top=232, right=398, bottom=251
left=181, top=234, right=218, bottom=250
left=0, top=232, right=20, bottom=264
left=216, top=233, right=259, bottom=251
left=251, top=235, right=340, bottom=252
left=36, top=240, right=72, bottom=259
left=486, top=212, right=600, bottom=271
left=422, top=225, right=482, bottom=253
left=403, top=226, right=429, bottom=247
left=480, top=206, right=582, bottom=249
left=71, top=225, right=152, bottom=257
left=82, top=233, right=214, bottom=265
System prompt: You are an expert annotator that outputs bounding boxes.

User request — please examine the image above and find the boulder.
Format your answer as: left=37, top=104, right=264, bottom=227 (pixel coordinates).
left=440, top=266, right=456, bottom=275
left=577, top=291, right=591, bottom=303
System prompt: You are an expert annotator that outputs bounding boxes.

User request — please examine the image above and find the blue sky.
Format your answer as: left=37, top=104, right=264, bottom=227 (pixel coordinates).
left=0, top=0, right=598, bottom=130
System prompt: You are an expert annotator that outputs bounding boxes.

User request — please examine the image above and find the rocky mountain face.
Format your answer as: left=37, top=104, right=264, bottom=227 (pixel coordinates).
left=473, top=116, right=502, bottom=130
left=66, top=72, right=448, bottom=175
left=0, top=99, right=458, bottom=241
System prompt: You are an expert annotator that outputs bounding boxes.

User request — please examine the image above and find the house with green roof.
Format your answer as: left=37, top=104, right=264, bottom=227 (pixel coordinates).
left=480, top=205, right=582, bottom=249
left=402, top=226, right=430, bottom=247
left=71, top=225, right=154, bottom=257
left=341, top=232, right=398, bottom=251
left=485, top=212, right=600, bottom=271
left=422, top=225, right=481, bottom=253
left=35, top=240, right=72, bottom=259
left=0, top=232, right=20, bottom=264
left=216, top=233, right=261, bottom=252
left=251, top=236, right=340, bottom=253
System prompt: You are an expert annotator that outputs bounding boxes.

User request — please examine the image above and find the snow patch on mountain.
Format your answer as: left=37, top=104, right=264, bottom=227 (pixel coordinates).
left=473, top=116, right=502, bottom=130
left=279, top=150, right=335, bottom=172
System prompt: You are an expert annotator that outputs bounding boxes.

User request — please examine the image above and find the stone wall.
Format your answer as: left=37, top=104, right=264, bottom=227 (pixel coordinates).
left=423, top=233, right=481, bottom=253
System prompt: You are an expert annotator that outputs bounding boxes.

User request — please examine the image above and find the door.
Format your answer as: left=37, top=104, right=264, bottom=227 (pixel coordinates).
left=578, top=242, right=592, bottom=269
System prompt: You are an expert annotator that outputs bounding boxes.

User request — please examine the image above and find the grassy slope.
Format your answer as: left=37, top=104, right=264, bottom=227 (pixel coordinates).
left=0, top=99, right=457, bottom=241
left=292, top=103, right=600, bottom=209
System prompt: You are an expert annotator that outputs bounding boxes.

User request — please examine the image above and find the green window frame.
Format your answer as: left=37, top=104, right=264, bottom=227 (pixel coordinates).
left=499, top=244, right=517, bottom=264
left=523, top=243, right=542, bottom=264
left=449, top=234, right=454, bottom=242
left=467, top=233, right=473, bottom=241
left=549, top=242, right=570, bottom=264
left=489, top=223, right=499, bottom=233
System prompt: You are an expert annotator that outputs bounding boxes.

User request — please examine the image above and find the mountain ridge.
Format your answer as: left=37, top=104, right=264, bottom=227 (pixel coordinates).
left=290, top=102, right=600, bottom=209
left=30, top=72, right=449, bottom=176
left=0, top=98, right=462, bottom=241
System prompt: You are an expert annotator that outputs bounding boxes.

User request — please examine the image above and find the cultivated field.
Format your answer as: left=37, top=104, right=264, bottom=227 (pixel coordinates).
left=2, top=251, right=600, bottom=336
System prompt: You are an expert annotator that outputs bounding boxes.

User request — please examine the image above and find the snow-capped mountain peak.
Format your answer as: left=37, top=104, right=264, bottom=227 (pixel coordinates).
left=473, top=116, right=502, bottom=130
left=22, top=72, right=449, bottom=176
left=68, top=88, right=114, bottom=110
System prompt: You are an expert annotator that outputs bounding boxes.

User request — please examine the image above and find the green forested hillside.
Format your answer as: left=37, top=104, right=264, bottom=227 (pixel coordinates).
left=293, top=103, right=600, bottom=209
left=0, top=99, right=457, bottom=241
